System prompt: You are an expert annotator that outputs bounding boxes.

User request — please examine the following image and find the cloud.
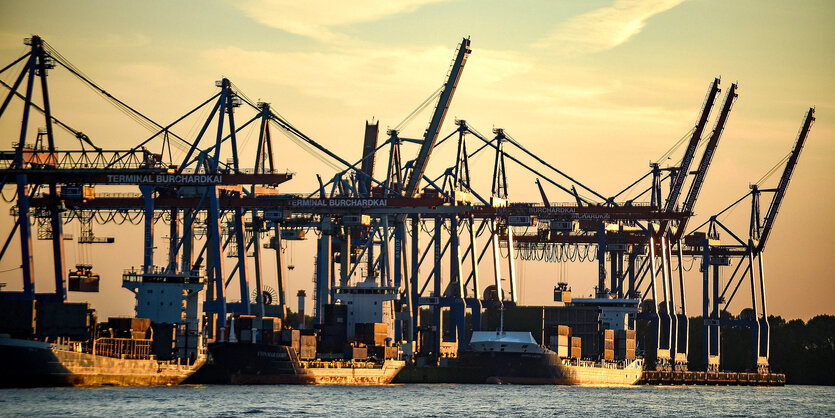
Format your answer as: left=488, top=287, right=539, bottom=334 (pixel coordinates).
left=237, top=0, right=452, bottom=41
left=201, top=44, right=531, bottom=111
left=535, top=0, right=687, bottom=55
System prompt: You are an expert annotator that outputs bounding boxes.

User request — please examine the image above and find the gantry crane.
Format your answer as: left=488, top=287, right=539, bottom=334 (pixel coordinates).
left=684, top=107, right=814, bottom=372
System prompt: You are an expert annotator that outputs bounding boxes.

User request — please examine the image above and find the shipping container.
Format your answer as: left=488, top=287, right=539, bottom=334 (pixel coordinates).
left=36, top=302, right=91, bottom=339
left=299, top=346, right=316, bottom=360
left=355, top=323, right=389, bottom=346
left=483, top=306, right=545, bottom=344
left=557, top=325, right=570, bottom=336
left=543, top=305, right=599, bottom=357
left=571, top=337, right=582, bottom=348
left=553, top=288, right=572, bottom=303
left=107, top=317, right=151, bottom=333
left=300, top=335, right=317, bottom=348
left=321, top=324, right=347, bottom=339
left=281, top=329, right=301, bottom=353
left=344, top=346, right=368, bottom=360
left=616, top=329, right=636, bottom=339
left=557, top=345, right=569, bottom=358
left=130, top=330, right=148, bottom=340
left=237, top=315, right=256, bottom=330
left=151, top=323, right=176, bottom=360
left=68, top=273, right=100, bottom=292
left=0, top=299, right=36, bottom=337
left=603, top=349, right=614, bottom=361
left=604, top=329, right=614, bottom=340
left=323, top=304, right=348, bottom=326
left=262, top=317, right=282, bottom=332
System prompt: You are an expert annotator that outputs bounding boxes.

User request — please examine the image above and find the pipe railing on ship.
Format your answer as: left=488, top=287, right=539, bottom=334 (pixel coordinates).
left=92, top=337, right=153, bottom=359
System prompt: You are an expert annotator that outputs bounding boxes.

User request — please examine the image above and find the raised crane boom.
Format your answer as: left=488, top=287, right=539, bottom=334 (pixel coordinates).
left=664, top=78, right=721, bottom=212
left=755, top=107, right=815, bottom=253
left=404, top=38, right=471, bottom=197
left=674, top=82, right=738, bottom=241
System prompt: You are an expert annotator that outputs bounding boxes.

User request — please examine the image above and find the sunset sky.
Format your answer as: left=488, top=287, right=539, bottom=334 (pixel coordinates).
left=0, top=0, right=832, bottom=320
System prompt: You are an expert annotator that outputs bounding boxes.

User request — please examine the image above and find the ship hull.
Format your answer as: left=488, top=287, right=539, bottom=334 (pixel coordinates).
left=396, top=351, right=642, bottom=385
left=208, top=342, right=404, bottom=385
left=0, top=336, right=201, bottom=387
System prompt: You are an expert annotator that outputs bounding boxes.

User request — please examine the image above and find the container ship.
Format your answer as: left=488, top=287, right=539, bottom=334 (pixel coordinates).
left=452, top=328, right=642, bottom=385
left=207, top=331, right=405, bottom=385
left=198, top=284, right=405, bottom=385
left=0, top=328, right=201, bottom=387
left=0, top=265, right=207, bottom=387
left=395, top=297, right=644, bottom=385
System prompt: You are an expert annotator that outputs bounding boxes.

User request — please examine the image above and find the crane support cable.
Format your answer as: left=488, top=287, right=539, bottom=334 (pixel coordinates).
left=50, top=56, right=157, bottom=132
left=0, top=54, right=29, bottom=76
left=394, top=86, right=443, bottom=132
left=754, top=152, right=792, bottom=186
left=686, top=191, right=752, bottom=234
left=654, top=126, right=696, bottom=165
left=610, top=170, right=653, bottom=201
left=44, top=43, right=195, bottom=152
left=201, top=112, right=262, bottom=169
left=465, top=125, right=592, bottom=204
left=106, top=92, right=222, bottom=168
left=234, top=87, right=398, bottom=196
left=270, top=119, right=342, bottom=171
left=305, top=138, right=394, bottom=198
left=0, top=79, right=100, bottom=150
left=269, top=114, right=356, bottom=171
left=502, top=132, right=606, bottom=203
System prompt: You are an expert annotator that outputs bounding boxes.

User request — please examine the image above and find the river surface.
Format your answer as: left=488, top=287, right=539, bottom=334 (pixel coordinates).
left=1, top=384, right=833, bottom=416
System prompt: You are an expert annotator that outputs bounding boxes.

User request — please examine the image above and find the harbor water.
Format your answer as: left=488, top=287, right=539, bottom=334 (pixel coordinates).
left=1, top=384, right=833, bottom=416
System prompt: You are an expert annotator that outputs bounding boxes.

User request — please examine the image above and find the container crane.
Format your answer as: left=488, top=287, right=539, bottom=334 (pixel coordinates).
left=646, top=82, right=736, bottom=370
left=652, top=78, right=721, bottom=370
left=403, top=37, right=470, bottom=198
left=674, top=83, right=738, bottom=242
left=754, top=108, right=815, bottom=254
left=661, top=78, right=721, bottom=225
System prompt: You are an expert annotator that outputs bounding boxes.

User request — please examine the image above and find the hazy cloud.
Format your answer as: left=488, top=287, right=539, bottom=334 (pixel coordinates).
left=237, top=0, right=452, bottom=41
left=535, top=0, right=687, bottom=55
left=201, top=44, right=531, bottom=111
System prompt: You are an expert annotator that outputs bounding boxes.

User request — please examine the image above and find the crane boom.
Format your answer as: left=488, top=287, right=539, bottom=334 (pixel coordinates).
left=404, top=38, right=471, bottom=197
left=755, top=107, right=814, bottom=253
left=359, top=120, right=379, bottom=194
left=664, top=78, right=721, bottom=212
left=674, top=83, right=738, bottom=241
